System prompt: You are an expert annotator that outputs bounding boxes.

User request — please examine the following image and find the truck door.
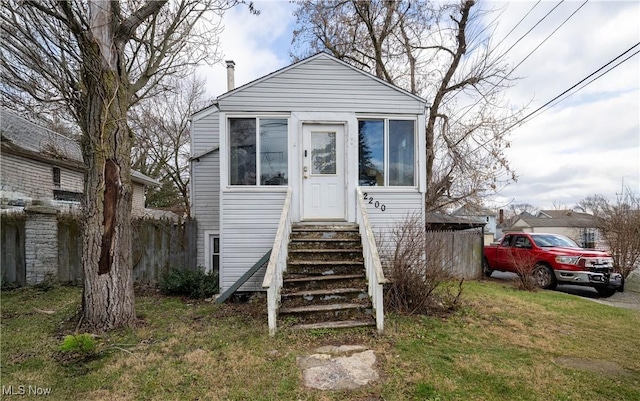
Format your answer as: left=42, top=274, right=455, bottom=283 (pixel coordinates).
left=510, top=235, right=534, bottom=272
left=495, top=235, right=514, bottom=269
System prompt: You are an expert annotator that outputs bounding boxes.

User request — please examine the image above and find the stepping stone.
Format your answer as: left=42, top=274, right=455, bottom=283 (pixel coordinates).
left=297, top=346, right=379, bottom=390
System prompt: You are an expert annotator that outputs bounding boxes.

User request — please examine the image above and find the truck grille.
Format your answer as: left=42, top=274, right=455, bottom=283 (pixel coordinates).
left=579, top=257, right=614, bottom=272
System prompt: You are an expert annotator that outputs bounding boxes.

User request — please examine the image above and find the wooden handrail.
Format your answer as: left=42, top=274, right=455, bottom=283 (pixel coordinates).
left=262, top=188, right=292, bottom=336
left=356, top=188, right=387, bottom=284
left=356, top=187, right=387, bottom=333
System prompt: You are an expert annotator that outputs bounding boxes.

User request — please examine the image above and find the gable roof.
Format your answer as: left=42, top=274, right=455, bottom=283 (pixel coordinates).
left=1, top=109, right=159, bottom=187
left=510, top=210, right=595, bottom=229
left=452, top=203, right=494, bottom=217
left=216, top=52, right=428, bottom=109
left=1, top=109, right=83, bottom=167
left=536, top=210, right=592, bottom=219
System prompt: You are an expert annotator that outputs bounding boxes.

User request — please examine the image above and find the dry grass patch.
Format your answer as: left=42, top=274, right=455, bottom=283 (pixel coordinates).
left=2, top=282, right=640, bottom=400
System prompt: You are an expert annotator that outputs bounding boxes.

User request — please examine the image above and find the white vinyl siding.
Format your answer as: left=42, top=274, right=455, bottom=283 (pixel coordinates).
left=220, top=191, right=286, bottom=291
left=191, top=106, right=220, bottom=155
left=358, top=189, right=424, bottom=255
left=218, top=55, right=425, bottom=114
left=193, top=151, right=220, bottom=269
left=191, top=109, right=221, bottom=269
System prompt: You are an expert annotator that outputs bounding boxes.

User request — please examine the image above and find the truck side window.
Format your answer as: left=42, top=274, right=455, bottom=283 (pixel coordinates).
left=514, top=236, right=531, bottom=248
left=501, top=236, right=511, bottom=247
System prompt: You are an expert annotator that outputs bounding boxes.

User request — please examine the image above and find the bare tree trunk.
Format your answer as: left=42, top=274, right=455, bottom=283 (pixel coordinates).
left=80, top=2, right=135, bottom=331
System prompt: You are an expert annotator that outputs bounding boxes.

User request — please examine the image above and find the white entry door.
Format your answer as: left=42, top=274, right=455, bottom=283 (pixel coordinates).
left=302, top=124, right=345, bottom=220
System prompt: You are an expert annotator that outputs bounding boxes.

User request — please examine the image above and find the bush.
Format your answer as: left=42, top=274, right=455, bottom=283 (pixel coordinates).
left=382, top=214, right=463, bottom=316
left=159, top=267, right=219, bottom=299
left=60, top=333, right=97, bottom=355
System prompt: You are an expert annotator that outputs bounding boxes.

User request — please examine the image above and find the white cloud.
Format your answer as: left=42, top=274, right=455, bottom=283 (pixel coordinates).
left=198, top=0, right=296, bottom=98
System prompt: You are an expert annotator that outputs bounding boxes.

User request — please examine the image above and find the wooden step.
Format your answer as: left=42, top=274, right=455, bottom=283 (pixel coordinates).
left=283, top=273, right=365, bottom=283
left=291, top=320, right=375, bottom=330
left=280, top=302, right=367, bottom=315
left=282, top=287, right=367, bottom=298
left=288, top=260, right=363, bottom=266
left=289, top=248, right=362, bottom=254
left=291, top=237, right=360, bottom=242
left=292, top=224, right=358, bottom=232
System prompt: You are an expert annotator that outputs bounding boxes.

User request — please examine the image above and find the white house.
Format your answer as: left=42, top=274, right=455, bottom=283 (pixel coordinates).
left=190, top=53, right=428, bottom=295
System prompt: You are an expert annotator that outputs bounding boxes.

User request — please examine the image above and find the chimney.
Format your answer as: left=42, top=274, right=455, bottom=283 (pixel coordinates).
left=499, top=209, right=504, bottom=224
left=225, top=60, right=235, bottom=91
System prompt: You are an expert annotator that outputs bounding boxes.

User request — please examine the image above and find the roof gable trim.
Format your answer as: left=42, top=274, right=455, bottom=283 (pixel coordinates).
left=217, top=52, right=427, bottom=106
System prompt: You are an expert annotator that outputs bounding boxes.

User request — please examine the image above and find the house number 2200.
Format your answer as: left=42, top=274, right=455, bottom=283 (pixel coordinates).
left=362, top=192, right=386, bottom=212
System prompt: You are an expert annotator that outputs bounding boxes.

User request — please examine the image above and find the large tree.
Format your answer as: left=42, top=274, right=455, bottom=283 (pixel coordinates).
left=292, top=0, right=521, bottom=211
left=0, top=0, right=249, bottom=332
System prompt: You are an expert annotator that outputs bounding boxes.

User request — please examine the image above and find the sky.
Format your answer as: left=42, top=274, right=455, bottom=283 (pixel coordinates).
left=199, top=0, right=640, bottom=211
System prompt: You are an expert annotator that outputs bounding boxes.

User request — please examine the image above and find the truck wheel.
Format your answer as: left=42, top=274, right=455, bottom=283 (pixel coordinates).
left=532, top=263, right=556, bottom=289
left=595, top=287, right=616, bottom=298
left=482, top=258, right=493, bottom=277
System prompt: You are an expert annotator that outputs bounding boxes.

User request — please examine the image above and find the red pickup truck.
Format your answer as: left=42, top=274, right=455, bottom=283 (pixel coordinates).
left=483, top=232, right=624, bottom=297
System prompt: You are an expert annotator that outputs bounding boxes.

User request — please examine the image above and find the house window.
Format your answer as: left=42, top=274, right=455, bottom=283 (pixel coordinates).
left=229, top=118, right=288, bottom=186
left=53, top=190, right=82, bottom=202
left=52, top=167, right=61, bottom=188
left=211, top=236, right=220, bottom=277
left=582, top=230, right=595, bottom=249
left=358, top=119, right=415, bottom=186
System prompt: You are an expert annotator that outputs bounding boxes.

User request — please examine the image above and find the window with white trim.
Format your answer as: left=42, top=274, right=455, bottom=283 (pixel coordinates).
left=358, top=119, right=415, bottom=186
left=229, top=118, right=288, bottom=185
left=210, top=236, right=220, bottom=276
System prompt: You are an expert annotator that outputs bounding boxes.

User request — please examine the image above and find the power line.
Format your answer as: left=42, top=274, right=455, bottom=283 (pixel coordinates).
left=498, top=0, right=563, bottom=59
left=509, top=0, right=588, bottom=75
left=440, top=1, right=562, bottom=112
left=469, top=42, right=640, bottom=155
left=445, top=1, right=586, bottom=126
left=516, top=42, right=639, bottom=125
left=545, top=49, right=640, bottom=111
left=493, top=0, right=542, bottom=51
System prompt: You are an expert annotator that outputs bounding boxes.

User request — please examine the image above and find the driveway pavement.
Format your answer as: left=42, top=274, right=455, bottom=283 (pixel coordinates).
left=488, top=271, right=640, bottom=311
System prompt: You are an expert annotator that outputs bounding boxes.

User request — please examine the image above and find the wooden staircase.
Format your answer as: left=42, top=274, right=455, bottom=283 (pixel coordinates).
left=279, top=223, right=375, bottom=330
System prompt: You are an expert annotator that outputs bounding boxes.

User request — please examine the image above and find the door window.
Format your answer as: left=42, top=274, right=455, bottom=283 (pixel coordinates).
left=311, top=132, right=336, bottom=175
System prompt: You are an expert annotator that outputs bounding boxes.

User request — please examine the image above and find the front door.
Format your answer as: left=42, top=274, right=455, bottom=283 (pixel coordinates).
left=302, top=124, right=345, bottom=220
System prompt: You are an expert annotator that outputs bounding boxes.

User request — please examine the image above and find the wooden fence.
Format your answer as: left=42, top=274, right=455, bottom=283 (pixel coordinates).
left=1, top=213, right=197, bottom=287
left=425, top=230, right=483, bottom=279
left=1, top=214, right=26, bottom=286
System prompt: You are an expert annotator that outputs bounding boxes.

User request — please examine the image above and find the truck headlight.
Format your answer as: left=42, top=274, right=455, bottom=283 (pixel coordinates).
left=556, top=256, right=580, bottom=265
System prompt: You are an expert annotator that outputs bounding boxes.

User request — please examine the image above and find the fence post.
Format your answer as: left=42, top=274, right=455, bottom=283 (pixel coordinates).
left=24, top=206, right=59, bottom=285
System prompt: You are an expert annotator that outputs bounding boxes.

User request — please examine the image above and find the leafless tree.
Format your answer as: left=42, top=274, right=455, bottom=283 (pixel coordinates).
left=576, top=188, right=640, bottom=279
left=0, top=0, right=253, bottom=332
left=382, top=213, right=463, bottom=315
left=292, top=0, right=523, bottom=211
left=129, top=75, right=212, bottom=215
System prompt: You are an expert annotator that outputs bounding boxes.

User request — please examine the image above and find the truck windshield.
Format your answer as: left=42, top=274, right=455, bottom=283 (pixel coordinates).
left=531, top=234, right=580, bottom=248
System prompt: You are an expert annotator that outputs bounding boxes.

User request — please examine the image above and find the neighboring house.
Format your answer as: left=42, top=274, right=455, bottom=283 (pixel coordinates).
left=501, top=209, right=603, bottom=249
left=452, top=203, right=496, bottom=244
left=0, top=109, right=159, bottom=215
left=190, top=52, right=428, bottom=292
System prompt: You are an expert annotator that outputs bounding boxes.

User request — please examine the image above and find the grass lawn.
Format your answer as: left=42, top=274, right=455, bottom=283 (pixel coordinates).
left=1, top=280, right=639, bottom=401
